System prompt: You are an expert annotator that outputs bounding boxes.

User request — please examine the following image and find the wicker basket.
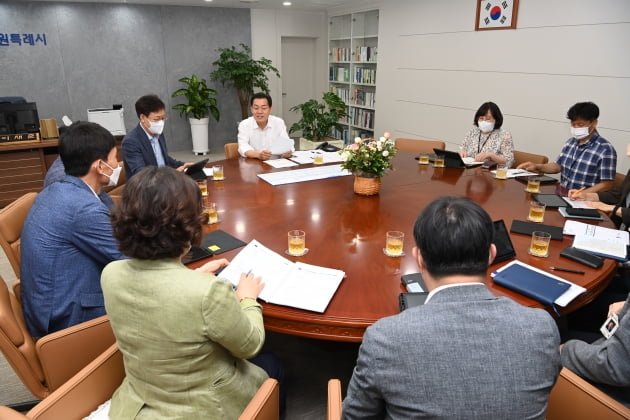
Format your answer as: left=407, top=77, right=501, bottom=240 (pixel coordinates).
left=353, top=175, right=381, bottom=196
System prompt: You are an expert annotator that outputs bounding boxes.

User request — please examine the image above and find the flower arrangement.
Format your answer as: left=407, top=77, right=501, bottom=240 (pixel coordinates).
left=340, top=132, right=397, bottom=178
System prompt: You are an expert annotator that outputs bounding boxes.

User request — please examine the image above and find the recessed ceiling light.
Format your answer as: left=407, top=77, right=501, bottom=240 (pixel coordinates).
left=283, top=1, right=292, bottom=5
left=204, top=0, right=212, bottom=2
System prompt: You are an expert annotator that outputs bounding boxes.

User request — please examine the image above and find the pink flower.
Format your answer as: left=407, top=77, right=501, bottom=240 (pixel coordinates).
left=383, top=132, right=391, bottom=139
left=349, top=143, right=359, bottom=150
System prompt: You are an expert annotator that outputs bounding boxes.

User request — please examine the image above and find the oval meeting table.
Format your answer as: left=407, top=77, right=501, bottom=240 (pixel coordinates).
left=192, top=151, right=618, bottom=343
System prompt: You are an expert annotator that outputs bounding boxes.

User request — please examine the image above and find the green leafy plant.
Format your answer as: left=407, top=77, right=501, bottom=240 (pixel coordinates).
left=172, top=74, right=220, bottom=121
left=288, top=92, right=348, bottom=142
left=339, top=133, right=397, bottom=178
left=210, top=44, right=280, bottom=120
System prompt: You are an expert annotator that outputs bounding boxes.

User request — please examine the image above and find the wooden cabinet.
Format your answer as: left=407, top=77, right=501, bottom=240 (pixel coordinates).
left=0, top=141, right=58, bottom=207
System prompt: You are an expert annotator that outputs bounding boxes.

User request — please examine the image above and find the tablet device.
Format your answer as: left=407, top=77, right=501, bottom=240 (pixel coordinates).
left=531, top=193, right=569, bottom=208
left=185, top=158, right=209, bottom=180
left=492, top=220, right=516, bottom=264
left=433, top=148, right=483, bottom=168
left=515, top=175, right=558, bottom=184
left=399, top=292, right=429, bottom=311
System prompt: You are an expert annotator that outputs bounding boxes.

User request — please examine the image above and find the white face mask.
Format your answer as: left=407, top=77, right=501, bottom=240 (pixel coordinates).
left=571, top=126, right=590, bottom=140
left=149, top=119, right=165, bottom=136
left=478, top=120, right=495, bottom=133
left=100, top=160, right=122, bottom=187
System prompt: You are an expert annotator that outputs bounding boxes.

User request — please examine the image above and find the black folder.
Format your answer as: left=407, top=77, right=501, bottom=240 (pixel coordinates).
left=510, top=220, right=564, bottom=241
left=200, top=229, right=247, bottom=255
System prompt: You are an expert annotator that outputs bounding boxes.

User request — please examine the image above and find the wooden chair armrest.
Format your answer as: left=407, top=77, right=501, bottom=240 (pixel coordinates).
left=238, top=378, right=279, bottom=420
left=26, top=343, right=124, bottom=420
left=36, top=315, right=115, bottom=390
left=327, top=379, right=342, bottom=420
left=547, top=367, right=630, bottom=420
left=0, top=406, right=30, bottom=419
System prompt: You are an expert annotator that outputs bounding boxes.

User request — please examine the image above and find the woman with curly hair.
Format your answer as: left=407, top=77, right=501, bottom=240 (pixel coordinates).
left=101, top=166, right=282, bottom=419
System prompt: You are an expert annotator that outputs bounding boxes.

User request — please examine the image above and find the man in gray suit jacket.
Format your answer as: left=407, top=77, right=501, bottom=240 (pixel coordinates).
left=561, top=293, right=630, bottom=405
left=343, top=197, right=561, bottom=419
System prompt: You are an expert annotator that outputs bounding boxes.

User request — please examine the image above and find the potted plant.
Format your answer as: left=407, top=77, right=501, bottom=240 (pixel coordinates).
left=172, top=74, right=220, bottom=154
left=340, top=132, right=397, bottom=195
left=288, top=92, right=348, bottom=149
left=210, top=43, right=280, bottom=120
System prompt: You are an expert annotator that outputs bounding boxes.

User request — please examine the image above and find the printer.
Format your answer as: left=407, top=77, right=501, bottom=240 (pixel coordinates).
left=87, top=107, right=126, bottom=135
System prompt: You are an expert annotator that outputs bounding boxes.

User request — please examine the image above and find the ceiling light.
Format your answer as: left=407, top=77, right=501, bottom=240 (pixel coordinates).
left=283, top=1, right=292, bottom=5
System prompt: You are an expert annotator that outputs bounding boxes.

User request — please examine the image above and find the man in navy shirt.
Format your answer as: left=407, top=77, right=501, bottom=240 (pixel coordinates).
left=518, top=102, right=617, bottom=197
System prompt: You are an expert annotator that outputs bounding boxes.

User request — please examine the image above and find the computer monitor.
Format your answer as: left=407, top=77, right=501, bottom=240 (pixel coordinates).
left=0, top=102, right=40, bottom=135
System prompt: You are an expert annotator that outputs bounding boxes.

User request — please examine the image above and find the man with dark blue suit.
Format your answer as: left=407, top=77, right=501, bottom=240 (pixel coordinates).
left=21, top=122, right=126, bottom=337
left=122, top=94, right=192, bottom=179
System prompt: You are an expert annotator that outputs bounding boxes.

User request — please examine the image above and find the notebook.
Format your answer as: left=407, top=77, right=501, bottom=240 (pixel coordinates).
left=492, top=261, right=571, bottom=310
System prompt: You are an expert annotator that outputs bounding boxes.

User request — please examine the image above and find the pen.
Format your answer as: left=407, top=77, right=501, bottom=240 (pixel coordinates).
left=549, top=266, right=585, bottom=275
left=569, top=186, right=586, bottom=200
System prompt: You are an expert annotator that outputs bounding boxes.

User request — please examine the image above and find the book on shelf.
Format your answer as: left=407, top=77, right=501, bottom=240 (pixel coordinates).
left=217, top=239, right=345, bottom=313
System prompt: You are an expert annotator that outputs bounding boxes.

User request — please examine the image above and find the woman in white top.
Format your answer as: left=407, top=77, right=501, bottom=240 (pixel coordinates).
left=460, top=101, right=514, bottom=167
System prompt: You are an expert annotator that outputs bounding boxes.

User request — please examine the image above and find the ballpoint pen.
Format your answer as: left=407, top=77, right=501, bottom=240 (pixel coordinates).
left=549, top=266, right=585, bottom=275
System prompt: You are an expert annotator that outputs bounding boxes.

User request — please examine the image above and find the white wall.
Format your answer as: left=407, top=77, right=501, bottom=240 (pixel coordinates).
left=376, top=0, right=630, bottom=172
left=250, top=9, right=329, bottom=118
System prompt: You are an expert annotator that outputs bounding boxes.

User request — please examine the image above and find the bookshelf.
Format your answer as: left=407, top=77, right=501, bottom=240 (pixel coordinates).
left=329, top=9, right=378, bottom=143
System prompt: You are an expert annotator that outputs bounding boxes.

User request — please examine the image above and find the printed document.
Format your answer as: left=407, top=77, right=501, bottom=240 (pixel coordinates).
left=257, top=164, right=351, bottom=186
left=217, top=240, right=345, bottom=313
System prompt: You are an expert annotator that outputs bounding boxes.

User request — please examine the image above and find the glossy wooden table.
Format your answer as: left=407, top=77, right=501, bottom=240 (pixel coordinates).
left=197, top=152, right=617, bottom=342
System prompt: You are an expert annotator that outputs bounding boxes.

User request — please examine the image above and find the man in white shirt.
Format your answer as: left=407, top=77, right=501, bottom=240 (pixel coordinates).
left=237, top=92, right=294, bottom=160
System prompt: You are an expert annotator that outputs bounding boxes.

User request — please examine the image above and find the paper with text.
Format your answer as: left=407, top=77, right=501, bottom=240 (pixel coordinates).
left=257, top=164, right=352, bottom=186
left=217, top=240, right=345, bottom=312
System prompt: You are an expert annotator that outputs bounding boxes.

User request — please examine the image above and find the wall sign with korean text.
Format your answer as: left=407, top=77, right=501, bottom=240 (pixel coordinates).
left=475, top=0, right=519, bottom=31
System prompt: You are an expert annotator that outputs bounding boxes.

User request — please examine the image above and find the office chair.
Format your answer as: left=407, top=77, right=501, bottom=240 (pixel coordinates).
left=546, top=368, right=630, bottom=420
left=0, top=343, right=280, bottom=420
left=513, top=150, right=549, bottom=168
left=394, top=138, right=445, bottom=154
left=224, top=142, right=240, bottom=159
left=0, top=192, right=37, bottom=279
left=0, top=275, right=115, bottom=400
left=327, top=379, right=342, bottom=420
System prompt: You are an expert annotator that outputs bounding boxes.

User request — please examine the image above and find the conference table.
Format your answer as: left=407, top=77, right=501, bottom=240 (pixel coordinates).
left=194, top=151, right=617, bottom=342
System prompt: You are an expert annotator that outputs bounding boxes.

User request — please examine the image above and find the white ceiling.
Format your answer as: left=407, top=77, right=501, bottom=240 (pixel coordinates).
left=31, top=0, right=364, bottom=12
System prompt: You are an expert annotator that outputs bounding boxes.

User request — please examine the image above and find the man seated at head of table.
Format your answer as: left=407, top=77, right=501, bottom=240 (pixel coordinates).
left=20, top=121, right=127, bottom=338
left=342, top=196, right=561, bottom=419
left=517, top=101, right=617, bottom=198
left=237, top=92, right=294, bottom=160
left=561, top=294, right=630, bottom=406
left=122, top=94, right=194, bottom=179
left=459, top=101, right=514, bottom=167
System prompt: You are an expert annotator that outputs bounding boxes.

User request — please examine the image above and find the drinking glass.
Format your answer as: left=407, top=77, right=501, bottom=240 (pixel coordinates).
left=212, top=165, right=225, bottom=181
left=288, top=230, right=306, bottom=256
left=495, top=164, right=508, bottom=179
left=526, top=176, right=541, bottom=193
left=433, top=154, right=445, bottom=168
left=528, top=231, right=551, bottom=257
left=196, top=179, right=208, bottom=196
left=204, top=202, right=218, bottom=224
left=385, top=231, right=404, bottom=256
left=527, top=201, right=546, bottom=223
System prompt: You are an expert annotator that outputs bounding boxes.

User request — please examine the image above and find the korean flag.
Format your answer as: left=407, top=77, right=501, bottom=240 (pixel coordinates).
left=480, top=1, right=514, bottom=29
